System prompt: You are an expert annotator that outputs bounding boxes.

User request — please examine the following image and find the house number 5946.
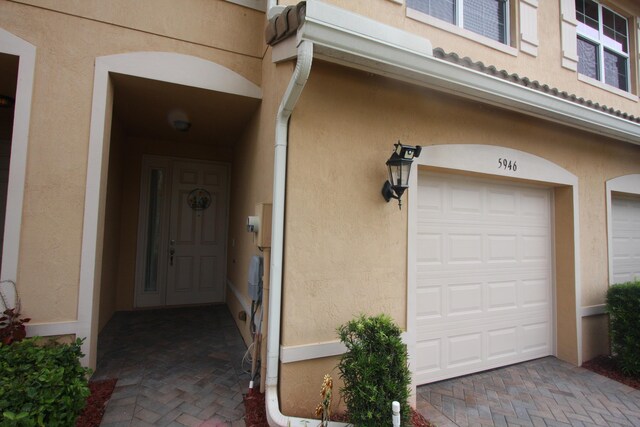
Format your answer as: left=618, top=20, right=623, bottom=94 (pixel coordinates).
left=498, top=158, right=517, bottom=172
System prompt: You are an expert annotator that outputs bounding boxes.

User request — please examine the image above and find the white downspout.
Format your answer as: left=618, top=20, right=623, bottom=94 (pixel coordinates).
left=265, top=40, right=314, bottom=427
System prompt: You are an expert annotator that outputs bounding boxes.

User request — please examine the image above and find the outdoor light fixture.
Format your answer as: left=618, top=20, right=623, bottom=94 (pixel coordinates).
left=167, top=109, right=192, bottom=132
left=382, top=141, right=421, bottom=209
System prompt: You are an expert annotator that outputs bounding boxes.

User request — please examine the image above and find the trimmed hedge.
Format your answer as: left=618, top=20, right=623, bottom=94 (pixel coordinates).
left=606, top=280, right=640, bottom=378
left=337, top=314, right=412, bottom=426
left=0, top=337, right=91, bottom=426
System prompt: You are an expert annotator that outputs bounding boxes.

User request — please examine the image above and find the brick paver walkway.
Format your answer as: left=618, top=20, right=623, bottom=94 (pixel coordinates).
left=92, top=305, right=249, bottom=427
left=416, top=357, right=640, bottom=427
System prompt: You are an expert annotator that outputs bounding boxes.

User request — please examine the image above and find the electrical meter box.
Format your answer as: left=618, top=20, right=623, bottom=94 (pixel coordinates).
left=255, top=203, right=272, bottom=249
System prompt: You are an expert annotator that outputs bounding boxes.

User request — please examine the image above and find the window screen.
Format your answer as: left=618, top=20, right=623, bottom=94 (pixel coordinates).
left=463, top=0, right=506, bottom=43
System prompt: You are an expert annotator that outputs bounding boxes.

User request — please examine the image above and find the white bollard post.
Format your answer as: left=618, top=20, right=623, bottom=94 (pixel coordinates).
left=392, top=401, right=401, bottom=427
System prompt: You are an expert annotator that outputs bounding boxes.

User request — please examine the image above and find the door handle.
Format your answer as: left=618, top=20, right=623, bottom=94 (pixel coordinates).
left=169, top=240, right=175, bottom=266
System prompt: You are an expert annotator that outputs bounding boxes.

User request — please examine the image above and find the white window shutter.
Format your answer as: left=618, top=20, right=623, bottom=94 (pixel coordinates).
left=519, top=0, right=539, bottom=56
left=560, top=0, right=578, bottom=70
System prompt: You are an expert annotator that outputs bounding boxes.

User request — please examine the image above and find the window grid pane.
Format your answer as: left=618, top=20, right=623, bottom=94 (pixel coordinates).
left=602, top=8, right=628, bottom=53
left=575, top=0, right=630, bottom=92
left=577, top=37, right=599, bottom=80
left=575, top=0, right=599, bottom=30
left=604, top=49, right=628, bottom=91
left=407, top=0, right=508, bottom=44
left=407, top=0, right=455, bottom=24
left=463, top=0, right=506, bottom=43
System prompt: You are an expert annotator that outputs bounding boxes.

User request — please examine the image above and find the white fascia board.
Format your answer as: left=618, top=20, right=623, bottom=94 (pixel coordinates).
left=299, top=0, right=640, bottom=146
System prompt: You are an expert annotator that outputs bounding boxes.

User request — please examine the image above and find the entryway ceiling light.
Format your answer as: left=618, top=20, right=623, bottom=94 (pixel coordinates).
left=0, top=95, right=15, bottom=109
left=167, top=109, right=191, bottom=132
left=382, top=141, right=421, bottom=210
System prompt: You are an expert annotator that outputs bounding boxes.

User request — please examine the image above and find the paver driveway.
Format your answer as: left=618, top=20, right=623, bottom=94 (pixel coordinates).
left=92, top=305, right=249, bottom=427
left=416, top=357, right=640, bottom=427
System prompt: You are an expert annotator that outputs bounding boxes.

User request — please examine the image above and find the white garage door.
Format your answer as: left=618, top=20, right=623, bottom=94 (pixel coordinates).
left=611, top=196, right=640, bottom=284
left=415, top=172, right=554, bottom=385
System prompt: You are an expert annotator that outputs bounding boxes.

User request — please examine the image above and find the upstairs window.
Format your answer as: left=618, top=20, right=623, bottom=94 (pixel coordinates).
left=575, top=0, right=629, bottom=91
left=407, top=0, right=509, bottom=44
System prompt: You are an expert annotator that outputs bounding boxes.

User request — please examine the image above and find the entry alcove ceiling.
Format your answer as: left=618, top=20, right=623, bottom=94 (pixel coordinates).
left=111, top=73, right=261, bottom=145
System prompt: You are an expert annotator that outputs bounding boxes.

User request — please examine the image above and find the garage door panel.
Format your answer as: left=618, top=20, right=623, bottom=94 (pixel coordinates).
left=417, top=304, right=549, bottom=334
left=612, top=196, right=640, bottom=283
left=487, top=234, right=518, bottom=262
left=417, top=227, right=550, bottom=267
left=487, top=327, right=518, bottom=360
left=416, top=172, right=553, bottom=385
left=415, top=317, right=551, bottom=381
left=487, top=281, right=518, bottom=311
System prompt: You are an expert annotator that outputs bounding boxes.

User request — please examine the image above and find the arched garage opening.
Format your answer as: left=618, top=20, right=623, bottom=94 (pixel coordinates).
left=407, top=144, right=581, bottom=388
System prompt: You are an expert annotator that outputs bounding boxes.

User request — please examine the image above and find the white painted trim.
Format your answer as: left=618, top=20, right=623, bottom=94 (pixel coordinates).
left=519, top=0, right=539, bottom=57
left=224, top=0, right=266, bottom=12
left=280, top=340, right=346, bottom=363
left=581, top=304, right=606, bottom=317
left=93, top=53, right=262, bottom=100
left=300, top=0, right=640, bottom=145
left=80, top=52, right=263, bottom=367
left=406, top=8, right=518, bottom=57
left=578, top=74, right=638, bottom=102
left=227, top=279, right=251, bottom=315
left=605, top=174, right=640, bottom=286
left=26, top=321, right=79, bottom=337
left=280, top=332, right=411, bottom=363
left=407, top=144, right=582, bottom=387
left=560, top=0, right=579, bottom=71
left=416, top=145, right=578, bottom=185
left=0, top=29, right=36, bottom=310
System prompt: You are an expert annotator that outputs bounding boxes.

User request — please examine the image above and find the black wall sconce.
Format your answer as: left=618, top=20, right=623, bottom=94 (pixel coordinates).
left=382, top=141, right=421, bottom=209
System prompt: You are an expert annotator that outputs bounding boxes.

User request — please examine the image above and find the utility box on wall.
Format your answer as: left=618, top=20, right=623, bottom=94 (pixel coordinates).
left=255, top=203, right=272, bottom=249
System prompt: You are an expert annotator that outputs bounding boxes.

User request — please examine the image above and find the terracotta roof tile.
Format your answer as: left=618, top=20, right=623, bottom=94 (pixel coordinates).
left=265, top=2, right=306, bottom=46
left=433, top=47, right=640, bottom=124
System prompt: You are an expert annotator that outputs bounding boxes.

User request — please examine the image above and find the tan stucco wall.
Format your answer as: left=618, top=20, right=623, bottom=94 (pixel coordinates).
left=277, top=0, right=640, bottom=120
left=226, top=51, right=293, bottom=346
left=279, top=60, right=640, bottom=417
left=0, top=0, right=262, bottom=323
left=582, top=314, right=610, bottom=362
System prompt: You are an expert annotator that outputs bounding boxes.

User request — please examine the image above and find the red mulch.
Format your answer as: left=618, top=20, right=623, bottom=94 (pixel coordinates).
left=582, top=355, right=640, bottom=390
left=244, top=389, right=269, bottom=427
left=243, top=388, right=435, bottom=427
left=76, top=379, right=118, bottom=427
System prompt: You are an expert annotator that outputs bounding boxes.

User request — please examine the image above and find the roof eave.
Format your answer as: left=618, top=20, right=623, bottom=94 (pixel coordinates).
left=294, top=0, right=640, bottom=146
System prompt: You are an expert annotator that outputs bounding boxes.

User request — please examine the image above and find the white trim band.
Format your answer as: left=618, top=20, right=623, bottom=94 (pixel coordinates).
left=581, top=305, right=606, bottom=317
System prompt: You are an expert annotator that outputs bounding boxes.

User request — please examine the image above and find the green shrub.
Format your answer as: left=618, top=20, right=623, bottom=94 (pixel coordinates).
left=606, top=280, right=640, bottom=378
left=337, top=314, right=412, bottom=426
left=0, top=337, right=91, bottom=426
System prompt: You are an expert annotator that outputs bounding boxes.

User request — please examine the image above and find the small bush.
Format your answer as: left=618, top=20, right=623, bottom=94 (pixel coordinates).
left=0, top=337, right=91, bottom=426
left=337, top=314, right=412, bottom=426
left=606, top=280, right=640, bottom=377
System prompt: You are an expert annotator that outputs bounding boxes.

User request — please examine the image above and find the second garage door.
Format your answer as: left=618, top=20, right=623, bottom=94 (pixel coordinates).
left=415, top=171, right=554, bottom=384
left=611, top=195, right=640, bottom=284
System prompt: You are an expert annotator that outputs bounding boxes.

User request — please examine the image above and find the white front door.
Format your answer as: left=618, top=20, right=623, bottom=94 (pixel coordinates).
left=135, top=156, right=228, bottom=308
